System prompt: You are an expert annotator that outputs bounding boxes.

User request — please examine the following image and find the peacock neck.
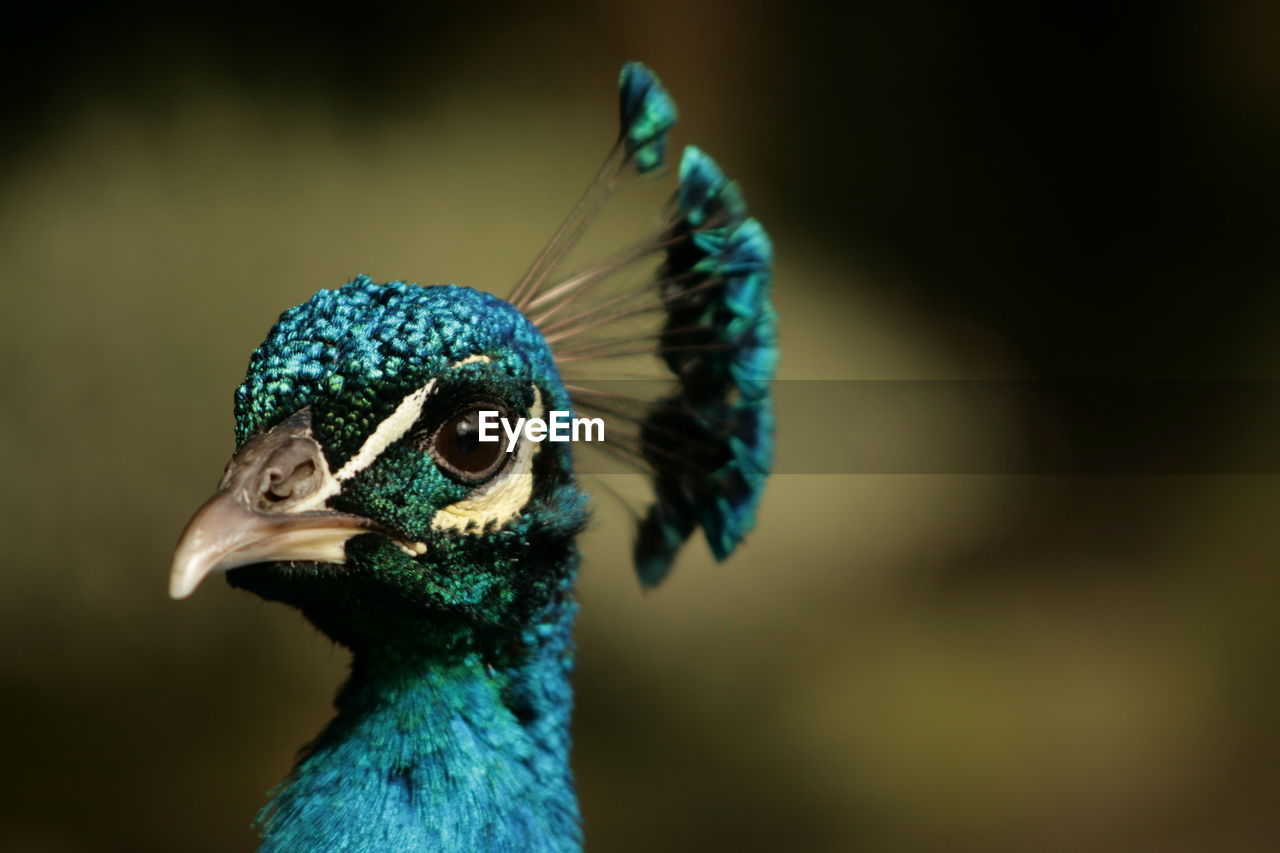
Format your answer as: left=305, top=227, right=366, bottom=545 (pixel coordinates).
left=257, top=593, right=582, bottom=853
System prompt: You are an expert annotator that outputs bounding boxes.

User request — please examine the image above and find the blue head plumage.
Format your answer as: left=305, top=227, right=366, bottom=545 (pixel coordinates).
left=235, top=278, right=567, bottom=458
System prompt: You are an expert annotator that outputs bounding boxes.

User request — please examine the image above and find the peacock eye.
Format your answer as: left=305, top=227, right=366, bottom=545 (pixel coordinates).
left=428, top=405, right=508, bottom=483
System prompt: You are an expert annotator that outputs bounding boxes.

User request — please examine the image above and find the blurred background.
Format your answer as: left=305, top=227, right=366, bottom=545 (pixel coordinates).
left=2, top=1, right=1278, bottom=850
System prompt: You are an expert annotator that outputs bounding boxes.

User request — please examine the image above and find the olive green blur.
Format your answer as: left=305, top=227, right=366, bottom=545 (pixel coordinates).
left=2, top=2, right=1278, bottom=850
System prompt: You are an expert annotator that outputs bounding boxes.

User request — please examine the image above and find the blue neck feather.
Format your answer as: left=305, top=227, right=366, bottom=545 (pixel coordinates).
left=257, top=585, right=582, bottom=853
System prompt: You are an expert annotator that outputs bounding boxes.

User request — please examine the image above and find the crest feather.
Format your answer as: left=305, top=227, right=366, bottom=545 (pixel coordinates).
left=512, top=65, right=776, bottom=585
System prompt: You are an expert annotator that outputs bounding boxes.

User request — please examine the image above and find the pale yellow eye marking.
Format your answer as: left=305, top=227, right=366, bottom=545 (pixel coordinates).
left=430, top=386, right=542, bottom=535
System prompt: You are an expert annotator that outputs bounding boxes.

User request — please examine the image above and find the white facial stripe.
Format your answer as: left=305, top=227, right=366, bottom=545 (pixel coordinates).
left=451, top=354, right=492, bottom=368
left=333, top=355, right=495, bottom=483
left=283, top=358, right=501, bottom=520
left=271, top=378, right=438, bottom=513
left=334, top=378, right=438, bottom=483
left=430, top=386, right=542, bottom=535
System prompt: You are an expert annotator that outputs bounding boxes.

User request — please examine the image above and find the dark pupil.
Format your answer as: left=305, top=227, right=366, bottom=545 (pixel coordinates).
left=437, top=408, right=503, bottom=476
left=454, top=412, right=481, bottom=454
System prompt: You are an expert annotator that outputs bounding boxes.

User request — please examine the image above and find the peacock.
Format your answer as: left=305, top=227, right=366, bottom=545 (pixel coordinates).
left=169, top=63, right=775, bottom=852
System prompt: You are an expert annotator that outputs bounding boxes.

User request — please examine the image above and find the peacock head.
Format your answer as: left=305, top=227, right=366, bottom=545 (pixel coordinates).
left=170, top=63, right=776, bottom=660
left=171, top=278, right=585, bottom=655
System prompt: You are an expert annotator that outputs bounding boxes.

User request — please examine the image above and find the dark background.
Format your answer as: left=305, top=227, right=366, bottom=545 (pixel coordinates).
left=2, top=2, right=1277, bottom=850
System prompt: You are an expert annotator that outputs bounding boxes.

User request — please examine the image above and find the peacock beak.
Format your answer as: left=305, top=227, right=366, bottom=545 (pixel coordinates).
left=168, top=492, right=378, bottom=599
left=169, top=408, right=382, bottom=600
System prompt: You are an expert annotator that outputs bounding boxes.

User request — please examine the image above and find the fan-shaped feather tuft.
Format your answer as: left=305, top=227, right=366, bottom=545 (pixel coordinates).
left=517, top=67, right=776, bottom=587
left=630, top=148, right=776, bottom=584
